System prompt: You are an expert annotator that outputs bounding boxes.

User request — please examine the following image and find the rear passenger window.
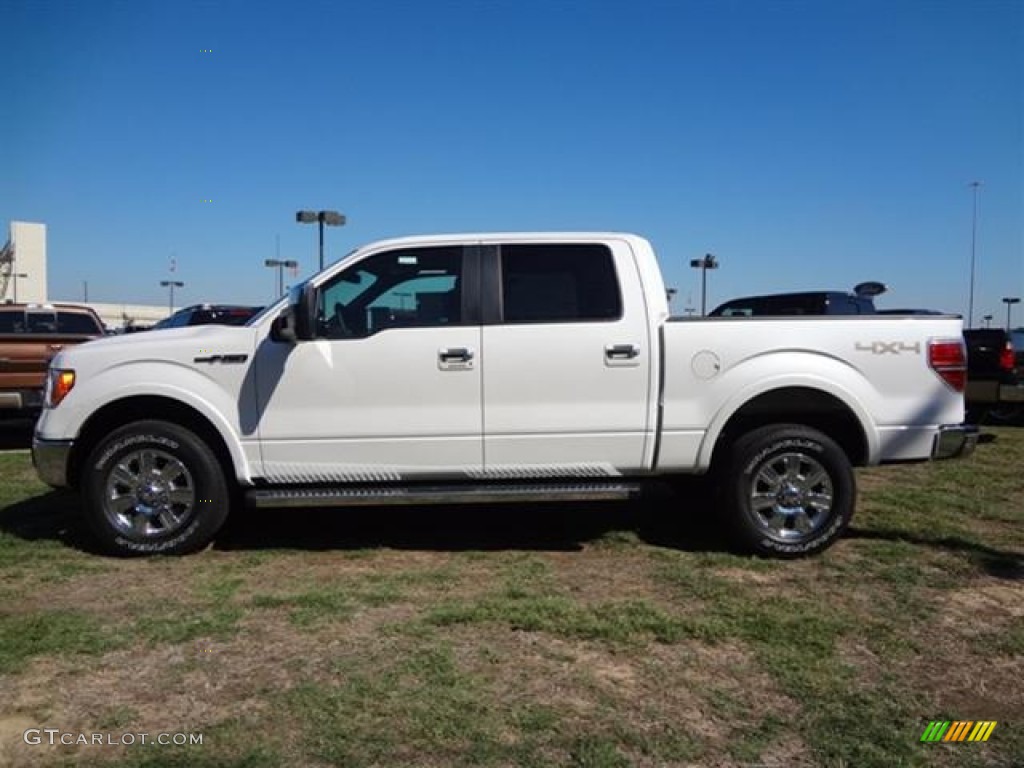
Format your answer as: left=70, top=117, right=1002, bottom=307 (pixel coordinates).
left=57, top=312, right=102, bottom=334
left=500, top=244, right=621, bottom=323
left=26, top=312, right=58, bottom=333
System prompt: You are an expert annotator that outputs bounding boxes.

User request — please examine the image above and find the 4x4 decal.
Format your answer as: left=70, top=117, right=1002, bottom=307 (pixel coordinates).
left=855, top=341, right=922, bottom=355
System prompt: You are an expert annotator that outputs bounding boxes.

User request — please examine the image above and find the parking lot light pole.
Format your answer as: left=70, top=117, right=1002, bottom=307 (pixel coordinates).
left=689, top=254, right=719, bottom=316
left=160, top=280, right=184, bottom=314
left=967, top=181, right=982, bottom=328
left=1003, top=297, right=1021, bottom=331
left=296, top=210, right=346, bottom=271
left=265, top=259, right=298, bottom=298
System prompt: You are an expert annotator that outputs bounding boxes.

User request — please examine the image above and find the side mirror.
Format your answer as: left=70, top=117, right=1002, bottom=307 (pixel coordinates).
left=294, top=281, right=317, bottom=340
left=271, top=311, right=297, bottom=343
left=271, top=282, right=318, bottom=343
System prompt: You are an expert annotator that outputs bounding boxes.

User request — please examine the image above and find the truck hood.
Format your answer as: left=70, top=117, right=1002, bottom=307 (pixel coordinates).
left=49, top=325, right=258, bottom=372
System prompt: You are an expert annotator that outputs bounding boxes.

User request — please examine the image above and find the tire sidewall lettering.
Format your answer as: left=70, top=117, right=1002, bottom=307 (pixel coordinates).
left=742, top=438, right=823, bottom=478
left=757, top=512, right=846, bottom=554
left=95, top=434, right=181, bottom=471
left=114, top=517, right=202, bottom=553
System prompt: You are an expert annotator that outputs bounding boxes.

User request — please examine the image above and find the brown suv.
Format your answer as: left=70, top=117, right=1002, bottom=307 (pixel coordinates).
left=0, top=303, right=105, bottom=416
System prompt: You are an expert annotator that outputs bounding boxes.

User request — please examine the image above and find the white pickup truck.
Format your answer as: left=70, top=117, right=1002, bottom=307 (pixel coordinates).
left=33, top=233, right=976, bottom=557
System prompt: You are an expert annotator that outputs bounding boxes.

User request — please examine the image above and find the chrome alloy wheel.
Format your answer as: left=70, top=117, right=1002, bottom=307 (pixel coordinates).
left=103, top=448, right=196, bottom=538
left=748, top=451, right=834, bottom=541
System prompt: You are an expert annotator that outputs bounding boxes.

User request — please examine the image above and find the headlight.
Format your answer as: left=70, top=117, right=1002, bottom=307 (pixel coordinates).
left=45, top=369, right=76, bottom=408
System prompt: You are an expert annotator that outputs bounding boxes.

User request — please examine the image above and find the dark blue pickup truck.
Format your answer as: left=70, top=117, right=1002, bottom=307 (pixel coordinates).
left=964, top=328, right=1024, bottom=423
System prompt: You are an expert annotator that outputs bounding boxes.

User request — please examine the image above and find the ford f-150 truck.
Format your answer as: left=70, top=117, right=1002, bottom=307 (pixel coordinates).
left=32, top=233, right=977, bottom=557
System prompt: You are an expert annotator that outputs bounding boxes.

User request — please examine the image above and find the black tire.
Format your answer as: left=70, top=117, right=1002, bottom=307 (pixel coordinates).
left=986, top=404, right=1024, bottom=425
left=81, top=420, right=231, bottom=556
left=717, top=424, right=855, bottom=558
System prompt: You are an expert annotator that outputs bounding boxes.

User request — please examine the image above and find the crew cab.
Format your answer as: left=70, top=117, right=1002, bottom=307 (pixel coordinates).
left=32, top=233, right=976, bottom=557
left=0, top=303, right=105, bottom=417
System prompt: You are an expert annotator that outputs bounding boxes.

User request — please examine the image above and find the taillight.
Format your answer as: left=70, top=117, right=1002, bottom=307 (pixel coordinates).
left=929, top=339, right=966, bottom=392
left=999, top=340, right=1015, bottom=372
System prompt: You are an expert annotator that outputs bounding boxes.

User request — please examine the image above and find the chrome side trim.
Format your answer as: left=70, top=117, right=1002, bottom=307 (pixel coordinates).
left=247, top=481, right=643, bottom=509
left=467, top=464, right=621, bottom=480
left=32, top=436, right=74, bottom=488
left=261, top=463, right=404, bottom=483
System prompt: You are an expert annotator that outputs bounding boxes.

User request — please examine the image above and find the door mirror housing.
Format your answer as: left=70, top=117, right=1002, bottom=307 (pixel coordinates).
left=272, top=281, right=318, bottom=342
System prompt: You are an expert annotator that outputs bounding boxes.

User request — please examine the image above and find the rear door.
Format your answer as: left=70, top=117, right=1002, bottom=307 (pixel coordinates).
left=480, top=240, right=653, bottom=475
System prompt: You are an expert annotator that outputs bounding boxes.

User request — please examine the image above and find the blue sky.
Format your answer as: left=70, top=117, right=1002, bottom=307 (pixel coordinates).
left=2, top=0, right=1021, bottom=322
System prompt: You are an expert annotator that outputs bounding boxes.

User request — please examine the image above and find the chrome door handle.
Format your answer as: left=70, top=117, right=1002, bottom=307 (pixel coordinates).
left=439, top=347, right=474, bottom=362
left=605, top=343, right=639, bottom=360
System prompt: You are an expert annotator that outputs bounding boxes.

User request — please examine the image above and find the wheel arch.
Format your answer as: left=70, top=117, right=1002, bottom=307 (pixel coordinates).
left=69, top=395, right=244, bottom=489
left=706, top=386, right=871, bottom=471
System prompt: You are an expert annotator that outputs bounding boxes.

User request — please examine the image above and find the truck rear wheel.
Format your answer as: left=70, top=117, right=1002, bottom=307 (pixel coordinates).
left=718, top=424, right=855, bottom=557
left=82, top=420, right=231, bottom=556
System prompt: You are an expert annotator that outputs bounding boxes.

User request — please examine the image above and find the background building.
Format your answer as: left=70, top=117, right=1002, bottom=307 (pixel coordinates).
left=1, top=221, right=47, bottom=304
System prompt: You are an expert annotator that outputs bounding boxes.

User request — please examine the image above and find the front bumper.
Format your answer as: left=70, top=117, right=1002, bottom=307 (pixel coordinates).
left=32, top=435, right=74, bottom=488
left=931, top=424, right=979, bottom=461
left=0, top=388, right=44, bottom=411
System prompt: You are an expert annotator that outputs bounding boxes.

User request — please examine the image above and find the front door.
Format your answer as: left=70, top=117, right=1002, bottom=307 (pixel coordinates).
left=255, top=244, right=482, bottom=482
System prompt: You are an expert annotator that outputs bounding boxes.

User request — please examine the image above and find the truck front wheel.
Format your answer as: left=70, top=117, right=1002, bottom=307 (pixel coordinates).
left=718, top=424, right=855, bottom=557
left=82, top=420, right=231, bottom=556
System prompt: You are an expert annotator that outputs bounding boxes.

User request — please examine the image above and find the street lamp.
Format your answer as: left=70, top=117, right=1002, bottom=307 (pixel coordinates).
left=296, top=210, right=346, bottom=271
left=967, top=181, right=982, bottom=328
left=689, top=253, right=719, bottom=316
left=1003, top=297, right=1021, bottom=331
left=264, top=259, right=299, bottom=298
left=982, top=314, right=993, bottom=329
left=160, top=280, right=184, bottom=315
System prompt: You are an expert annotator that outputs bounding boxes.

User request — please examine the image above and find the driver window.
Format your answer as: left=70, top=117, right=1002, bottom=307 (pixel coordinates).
left=317, top=246, right=463, bottom=339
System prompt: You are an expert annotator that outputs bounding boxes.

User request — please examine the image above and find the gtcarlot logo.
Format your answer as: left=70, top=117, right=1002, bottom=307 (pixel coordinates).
left=24, top=729, right=204, bottom=746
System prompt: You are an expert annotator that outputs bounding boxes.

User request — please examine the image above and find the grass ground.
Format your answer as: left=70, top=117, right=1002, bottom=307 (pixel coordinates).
left=0, top=427, right=1020, bottom=767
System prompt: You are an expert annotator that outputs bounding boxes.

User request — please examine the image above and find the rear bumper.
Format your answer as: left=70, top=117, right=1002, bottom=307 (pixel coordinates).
left=931, top=424, right=979, bottom=460
left=32, top=435, right=74, bottom=488
left=999, top=382, right=1024, bottom=403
